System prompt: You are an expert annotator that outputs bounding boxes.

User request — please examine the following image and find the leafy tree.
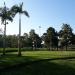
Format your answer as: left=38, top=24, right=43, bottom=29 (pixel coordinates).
left=21, top=33, right=32, bottom=48
left=29, top=29, right=36, bottom=49
left=11, top=2, right=29, bottom=56
left=11, top=35, right=18, bottom=48
left=59, top=24, right=73, bottom=50
left=0, top=2, right=15, bottom=55
left=29, top=29, right=42, bottom=49
left=6, top=35, right=18, bottom=48
left=42, top=33, right=49, bottom=48
left=71, top=34, right=75, bottom=45
left=6, top=35, right=12, bottom=47
left=42, top=27, right=58, bottom=50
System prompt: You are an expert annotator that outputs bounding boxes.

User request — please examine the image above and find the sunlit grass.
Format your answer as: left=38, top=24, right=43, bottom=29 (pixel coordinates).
left=0, top=51, right=75, bottom=68
left=0, top=51, right=75, bottom=75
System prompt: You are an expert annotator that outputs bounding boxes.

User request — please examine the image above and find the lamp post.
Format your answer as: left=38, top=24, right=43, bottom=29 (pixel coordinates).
left=39, top=26, right=41, bottom=37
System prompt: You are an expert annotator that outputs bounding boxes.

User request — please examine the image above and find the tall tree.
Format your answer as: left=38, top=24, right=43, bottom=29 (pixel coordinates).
left=29, top=29, right=37, bottom=49
left=42, top=27, right=58, bottom=50
left=11, top=2, right=29, bottom=56
left=21, top=33, right=32, bottom=48
left=0, top=2, right=14, bottom=55
left=59, top=24, right=73, bottom=50
left=29, top=29, right=42, bottom=49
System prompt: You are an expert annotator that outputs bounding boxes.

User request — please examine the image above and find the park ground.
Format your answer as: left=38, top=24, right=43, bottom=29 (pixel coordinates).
left=0, top=50, right=75, bottom=75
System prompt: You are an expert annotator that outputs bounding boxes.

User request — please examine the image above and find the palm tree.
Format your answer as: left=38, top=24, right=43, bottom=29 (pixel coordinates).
left=0, top=2, right=14, bottom=55
left=11, top=2, right=29, bottom=56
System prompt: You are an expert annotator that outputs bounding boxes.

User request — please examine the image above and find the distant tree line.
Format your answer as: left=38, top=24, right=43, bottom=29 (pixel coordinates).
left=0, top=23, right=75, bottom=51
left=42, top=24, right=74, bottom=50
left=0, top=29, right=42, bottom=49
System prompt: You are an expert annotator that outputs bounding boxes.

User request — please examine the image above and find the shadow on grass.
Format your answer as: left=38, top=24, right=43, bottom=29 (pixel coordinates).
left=0, top=53, right=38, bottom=70
left=0, top=54, right=75, bottom=75
left=0, top=59, right=75, bottom=75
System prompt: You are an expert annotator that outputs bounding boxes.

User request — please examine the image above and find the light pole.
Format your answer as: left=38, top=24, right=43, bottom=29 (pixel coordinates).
left=39, top=26, right=41, bottom=37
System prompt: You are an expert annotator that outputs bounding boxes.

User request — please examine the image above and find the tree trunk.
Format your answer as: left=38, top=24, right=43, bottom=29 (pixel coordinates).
left=65, top=39, right=68, bottom=51
left=66, top=43, right=67, bottom=51
left=3, top=20, right=6, bottom=55
left=18, top=13, right=21, bottom=56
left=57, top=44, right=58, bottom=51
left=49, top=39, right=51, bottom=51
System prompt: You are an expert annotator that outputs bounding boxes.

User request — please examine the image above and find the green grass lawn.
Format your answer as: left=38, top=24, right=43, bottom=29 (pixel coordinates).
left=0, top=51, right=75, bottom=75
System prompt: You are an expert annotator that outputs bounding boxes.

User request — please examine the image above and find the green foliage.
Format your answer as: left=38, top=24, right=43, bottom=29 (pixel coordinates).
left=70, top=34, right=75, bottom=45
left=29, top=29, right=42, bottom=48
left=0, top=4, right=14, bottom=24
left=59, top=24, right=73, bottom=50
left=42, top=27, right=58, bottom=50
left=10, top=2, right=29, bottom=17
left=6, top=35, right=18, bottom=48
left=59, top=24, right=72, bottom=39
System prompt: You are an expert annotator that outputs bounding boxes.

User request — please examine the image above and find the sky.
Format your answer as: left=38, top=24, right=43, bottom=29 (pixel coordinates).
left=0, top=0, right=75, bottom=36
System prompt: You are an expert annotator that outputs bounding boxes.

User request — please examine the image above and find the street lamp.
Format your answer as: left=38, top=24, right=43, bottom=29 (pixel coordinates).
left=39, top=26, right=41, bottom=37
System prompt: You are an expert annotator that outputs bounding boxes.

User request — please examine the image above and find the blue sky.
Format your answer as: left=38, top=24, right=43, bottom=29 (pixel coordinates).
left=0, top=0, right=75, bottom=35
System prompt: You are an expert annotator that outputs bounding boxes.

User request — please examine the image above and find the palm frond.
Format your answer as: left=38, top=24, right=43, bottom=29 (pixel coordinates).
left=22, top=10, right=29, bottom=17
left=10, top=3, right=29, bottom=18
left=0, top=7, right=14, bottom=24
left=20, top=2, right=23, bottom=10
left=0, top=13, right=2, bottom=16
left=7, top=16, right=13, bottom=22
left=11, top=5, right=20, bottom=13
left=1, top=17, right=4, bottom=25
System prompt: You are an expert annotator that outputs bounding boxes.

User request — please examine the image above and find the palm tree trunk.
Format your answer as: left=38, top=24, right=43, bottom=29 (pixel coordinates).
left=18, top=13, right=21, bottom=56
left=3, top=20, right=6, bottom=55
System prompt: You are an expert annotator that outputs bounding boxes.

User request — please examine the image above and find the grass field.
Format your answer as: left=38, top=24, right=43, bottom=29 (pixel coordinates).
left=0, top=51, right=75, bottom=75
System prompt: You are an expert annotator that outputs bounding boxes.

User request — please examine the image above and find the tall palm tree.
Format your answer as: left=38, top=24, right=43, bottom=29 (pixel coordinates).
left=0, top=2, right=14, bottom=55
left=11, top=2, right=29, bottom=56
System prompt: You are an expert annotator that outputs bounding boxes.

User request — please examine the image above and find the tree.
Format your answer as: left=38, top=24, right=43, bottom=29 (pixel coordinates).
left=42, top=33, right=48, bottom=48
left=29, top=29, right=36, bottom=49
left=71, top=34, right=75, bottom=45
left=42, top=27, right=58, bottom=50
left=21, top=33, right=32, bottom=48
left=11, top=2, right=29, bottom=56
left=6, top=35, right=18, bottom=48
left=59, top=24, right=73, bottom=50
left=0, top=35, right=3, bottom=48
left=0, top=2, right=14, bottom=55
left=29, top=29, right=42, bottom=49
